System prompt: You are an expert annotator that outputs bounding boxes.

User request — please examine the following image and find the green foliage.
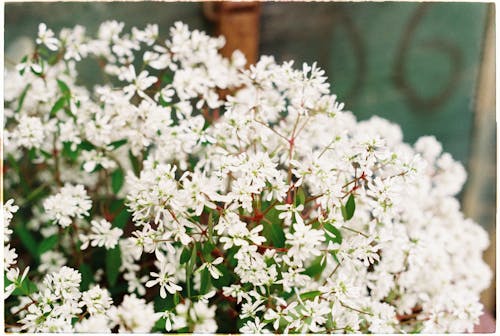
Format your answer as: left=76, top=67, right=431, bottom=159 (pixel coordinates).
left=324, top=223, right=342, bottom=244
left=105, top=246, right=122, bottom=286
left=341, top=194, right=356, bottom=221
left=13, top=224, right=39, bottom=259
left=50, top=97, right=66, bottom=117
left=199, top=268, right=211, bottom=295
left=112, top=207, right=130, bottom=229
left=211, top=263, right=232, bottom=288
left=128, top=150, right=141, bottom=176
left=62, top=142, right=79, bottom=162
left=111, top=169, right=125, bottom=194
left=295, top=187, right=306, bottom=206
left=185, top=244, right=197, bottom=297
left=37, top=234, right=58, bottom=255
left=56, top=79, right=71, bottom=98
left=299, top=290, right=322, bottom=301
left=79, top=263, right=93, bottom=291
left=109, top=139, right=128, bottom=150
left=16, top=84, right=31, bottom=113
left=263, top=207, right=285, bottom=247
left=303, top=255, right=327, bottom=279
left=5, top=274, right=38, bottom=297
left=180, top=247, right=191, bottom=264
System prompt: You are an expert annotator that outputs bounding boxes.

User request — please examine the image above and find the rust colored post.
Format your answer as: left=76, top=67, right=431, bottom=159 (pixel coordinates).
left=203, top=1, right=261, bottom=66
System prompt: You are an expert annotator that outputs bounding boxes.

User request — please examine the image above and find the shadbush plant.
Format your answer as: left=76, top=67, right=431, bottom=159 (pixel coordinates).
left=3, top=21, right=492, bottom=333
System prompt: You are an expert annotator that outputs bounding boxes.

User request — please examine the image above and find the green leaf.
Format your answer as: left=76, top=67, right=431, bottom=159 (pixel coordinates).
left=6, top=275, right=38, bottom=296
left=56, top=79, right=71, bottom=98
left=18, top=55, right=28, bottom=75
left=295, top=187, right=306, bottom=207
left=25, top=183, right=48, bottom=204
left=187, top=245, right=197, bottom=274
left=202, top=241, right=215, bottom=257
left=341, top=194, right=356, bottom=221
left=50, top=97, right=66, bottom=117
left=174, top=292, right=180, bottom=305
left=106, top=246, right=122, bottom=287
left=128, top=150, right=141, bottom=177
left=112, top=208, right=130, bottom=229
left=19, top=278, right=38, bottom=296
left=6, top=153, right=21, bottom=174
left=152, top=317, right=166, bottom=332
left=303, top=255, right=327, bottom=278
left=180, top=247, right=191, bottom=264
left=79, top=140, right=96, bottom=151
left=211, top=264, right=231, bottom=288
left=325, top=222, right=342, bottom=264
left=109, top=199, right=124, bottom=213
left=162, top=72, right=173, bottom=84
left=37, top=235, right=58, bottom=255
left=263, top=207, right=285, bottom=248
left=62, top=142, right=79, bottom=162
left=186, top=244, right=197, bottom=297
left=111, top=169, right=125, bottom=194
left=16, top=84, right=31, bottom=113
left=158, top=94, right=171, bottom=107
left=199, top=268, right=211, bottom=295
left=13, top=224, right=38, bottom=258
left=324, top=223, right=342, bottom=244
left=109, top=139, right=128, bottom=150
left=299, top=290, right=322, bottom=301
left=79, top=263, right=93, bottom=291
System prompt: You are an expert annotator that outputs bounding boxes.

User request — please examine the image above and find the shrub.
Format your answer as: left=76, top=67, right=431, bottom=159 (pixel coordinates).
left=3, top=21, right=491, bottom=333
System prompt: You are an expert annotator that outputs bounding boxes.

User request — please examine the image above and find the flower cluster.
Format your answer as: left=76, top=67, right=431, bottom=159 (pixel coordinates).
left=3, top=21, right=491, bottom=333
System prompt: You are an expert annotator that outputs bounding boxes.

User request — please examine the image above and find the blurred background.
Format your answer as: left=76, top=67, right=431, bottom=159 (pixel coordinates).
left=4, top=0, right=496, bottom=326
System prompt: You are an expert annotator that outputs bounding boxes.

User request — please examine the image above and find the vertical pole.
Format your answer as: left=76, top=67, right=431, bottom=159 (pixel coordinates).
left=203, top=1, right=261, bottom=66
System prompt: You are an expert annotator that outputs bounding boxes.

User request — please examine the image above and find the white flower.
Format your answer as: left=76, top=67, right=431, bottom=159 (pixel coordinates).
left=175, top=299, right=218, bottom=333
left=285, top=221, right=325, bottom=264
left=162, top=310, right=186, bottom=332
left=276, top=203, right=305, bottom=226
left=79, top=219, right=123, bottom=250
left=108, top=294, right=159, bottom=332
left=43, top=184, right=92, bottom=227
left=11, top=116, right=46, bottom=149
left=79, top=285, right=113, bottom=315
left=4, top=244, right=17, bottom=270
left=122, top=65, right=157, bottom=100
left=3, top=21, right=492, bottom=335
left=36, top=23, right=59, bottom=50
left=38, top=250, right=66, bottom=274
left=145, top=251, right=182, bottom=298
left=240, top=317, right=270, bottom=333
left=4, top=266, right=30, bottom=299
left=197, top=257, right=223, bottom=279
left=74, top=314, right=112, bottom=333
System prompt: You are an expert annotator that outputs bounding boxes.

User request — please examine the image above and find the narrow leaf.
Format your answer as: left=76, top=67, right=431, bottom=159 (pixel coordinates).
left=50, top=97, right=66, bottom=117
left=295, top=187, right=306, bottom=206
left=180, top=247, right=191, bottom=264
left=37, top=235, right=58, bottom=255
left=16, top=84, right=31, bottom=113
left=324, top=223, right=342, bottom=244
left=56, top=79, right=71, bottom=98
left=106, top=246, right=121, bottom=286
left=112, top=208, right=130, bottom=229
left=341, top=194, right=356, bottom=221
left=299, top=290, right=322, bottom=301
left=111, top=169, right=124, bottom=194
left=13, top=224, right=38, bottom=258
left=199, top=268, right=211, bottom=295
left=79, top=263, right=93, bottom=291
